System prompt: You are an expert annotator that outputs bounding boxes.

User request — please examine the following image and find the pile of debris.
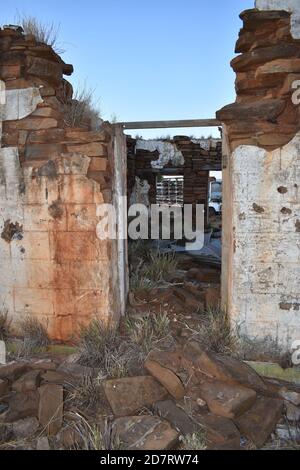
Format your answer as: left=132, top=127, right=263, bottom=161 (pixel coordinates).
left=0, top=341, right=299, bottom=450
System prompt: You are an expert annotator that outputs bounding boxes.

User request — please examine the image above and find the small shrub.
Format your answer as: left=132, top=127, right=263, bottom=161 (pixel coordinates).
left=192, top=306, right=238, bottom=355
left=61, top=82, right=101, bottom=130
left=17, top=14, right=63, bottom=53
left=180, top=430, right=207, bottom=450
left=78, top=320, right=129, bottom=378
left=18, top=316, right=49, bottom=356
left=0, top=310, right=11, bottom=341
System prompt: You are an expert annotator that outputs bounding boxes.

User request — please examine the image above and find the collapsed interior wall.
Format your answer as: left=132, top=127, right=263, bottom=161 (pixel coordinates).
left=0, top=26, right=121, bottom=341
left=218, top=3, right=300, bottom=351
left=127, top=135, right=222, bottom=216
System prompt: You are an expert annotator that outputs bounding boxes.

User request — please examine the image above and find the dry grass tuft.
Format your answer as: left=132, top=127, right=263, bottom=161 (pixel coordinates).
left=130, top=248, right=178, bottom=293
left=125, top=312, right=170, bottom=357
left=180, top=430, right=207, bottom=450
left=61, top=83, right=101, bottom=130
left=74, top=416, right=123, bottom=450
left=17, top=14, right=63, bottom=53
left=67, top=373, right=103, bottom=410
left=18, top=316, right=49, bottom=356
left=0, top=310, right=11, bottom=341
left=190, top=306, right=238, bottom=355
left=78, top=320, right=129, bottom=378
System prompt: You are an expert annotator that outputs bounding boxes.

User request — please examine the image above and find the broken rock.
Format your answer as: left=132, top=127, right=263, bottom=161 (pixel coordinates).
left=12, top=370, right=41, bottom=392
left=113, top=416, right=179, bottom=450
left=3, top=391, right=39, bottom=422
left=285, top=402, right=300, bottom=422
left=103, top=376, right=168, bottom=417
left=0, top=362, right=30, bottom=382
left=0, top=379, right=8, bottom=398
left=153, top=400, right=199, bottom=436
left=38, top=384, right=63, bottom=436
left=12, top=417, right=39, bottom=439
left=36, top=436, right=50, bottom=450
left=145, top=359, right=185, bottom=400
left=234, top=396, right=283, bottom=448
left=196, top=379, right=257, bottom=419
left=279, top=388, right=300, bottom=406
left=183, top=342, right=269, bottom=394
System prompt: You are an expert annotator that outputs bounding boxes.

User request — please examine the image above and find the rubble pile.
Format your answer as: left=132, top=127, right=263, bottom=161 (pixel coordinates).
left=0, top=342, right=299, bottom=450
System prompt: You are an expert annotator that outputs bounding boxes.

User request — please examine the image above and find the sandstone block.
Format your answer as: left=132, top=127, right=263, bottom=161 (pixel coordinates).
left=113, top=416, right=179, bottom=450
left=235, top=396, right=283, bottom=448
left=66, top=142, right=107, bottom=157
left=103, top=376, right=168, bottom=416
left=196, top=379, right=257, bottom=419
left=38, top=384, right=63, bottom=436
left=12, top=370, right=41, bottom=393
left=3, top=391, right=39, bottom=422
left=153, top=400, right=198, bottom=436
left=145, top=359, right=185, bottom=400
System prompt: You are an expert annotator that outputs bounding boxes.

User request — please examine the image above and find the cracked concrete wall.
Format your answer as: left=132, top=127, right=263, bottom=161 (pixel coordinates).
left=0, top=26, right=119, bottom=341
left=229, top=135, right=300, bottom=348
left=220, top=2, right=300, bottom=351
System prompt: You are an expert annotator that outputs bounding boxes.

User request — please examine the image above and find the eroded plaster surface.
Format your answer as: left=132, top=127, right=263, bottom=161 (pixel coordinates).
left=256, top=0, right=300, bottom=38
left=136, top=139, right=184, bottom=169
left=230, top=135, right=300, bottom=349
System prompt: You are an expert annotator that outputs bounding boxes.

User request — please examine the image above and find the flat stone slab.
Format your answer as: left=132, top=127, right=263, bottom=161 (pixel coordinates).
left=153, top=400, right=199, bottom=435
left=194, top=412, right=241, bottom=450
left=196, top=379, right=257, bottom=419
left=104, top=376, right=168, bottom=417
left=234, top=396, right=283, bottom=448
left=38, top=384, right=63, bottom=436
left=2, top=391, right=39, bottom=422
left=145, top=359, right=185, bottom=400
left=113, top=416, right=179, bottom=450
left=183, top=343, right=269, bottom=394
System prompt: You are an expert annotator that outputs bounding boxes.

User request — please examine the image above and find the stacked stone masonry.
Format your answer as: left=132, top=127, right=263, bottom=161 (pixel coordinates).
left=218, top=3, right=300, bottom=350
left=127, top=136, right=222, bottom=213
left=0, top=26, right=119, bottom=341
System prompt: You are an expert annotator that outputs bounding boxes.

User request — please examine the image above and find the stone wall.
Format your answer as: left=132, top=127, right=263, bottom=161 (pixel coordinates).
left=0, top=26, right=120, bottom=341
left=218, top=4, right=300, bottom=351
left=127, top=136, right=222, bottom=212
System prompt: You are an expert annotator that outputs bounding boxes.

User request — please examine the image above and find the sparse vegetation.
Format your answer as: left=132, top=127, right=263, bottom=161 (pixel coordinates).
left=143, top=251, right=178, bottom=283
left=74, top=416, right=123, bottom=450
left=18, top=316, right=50, bottom=357
left=16, top=14, right=63, bottom=53
left=125, top=312, right=170, bottom=356
left=129, top=248, right=178, bottom=294
left=0, top=310, right=11, bottom=341
left=67, top=374, right=103, bottom=410
left=191, top=306, right=238, bottom=355
left=61, top=82, right=101, bottom=130
left=77, top=320, right=129, bottom=378
left=180, top=430, right=207, bottom=450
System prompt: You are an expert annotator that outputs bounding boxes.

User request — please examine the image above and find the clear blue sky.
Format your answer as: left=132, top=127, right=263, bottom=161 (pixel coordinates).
left=2, top=0, right=253, bottom=138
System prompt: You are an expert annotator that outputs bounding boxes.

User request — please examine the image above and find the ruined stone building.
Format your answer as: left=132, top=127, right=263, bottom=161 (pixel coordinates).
left=0, top=0, right=299, bottom=352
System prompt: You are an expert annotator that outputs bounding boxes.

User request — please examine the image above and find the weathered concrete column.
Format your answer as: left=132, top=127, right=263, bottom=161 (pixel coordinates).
left=219, top=1, right=300, bottom=352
